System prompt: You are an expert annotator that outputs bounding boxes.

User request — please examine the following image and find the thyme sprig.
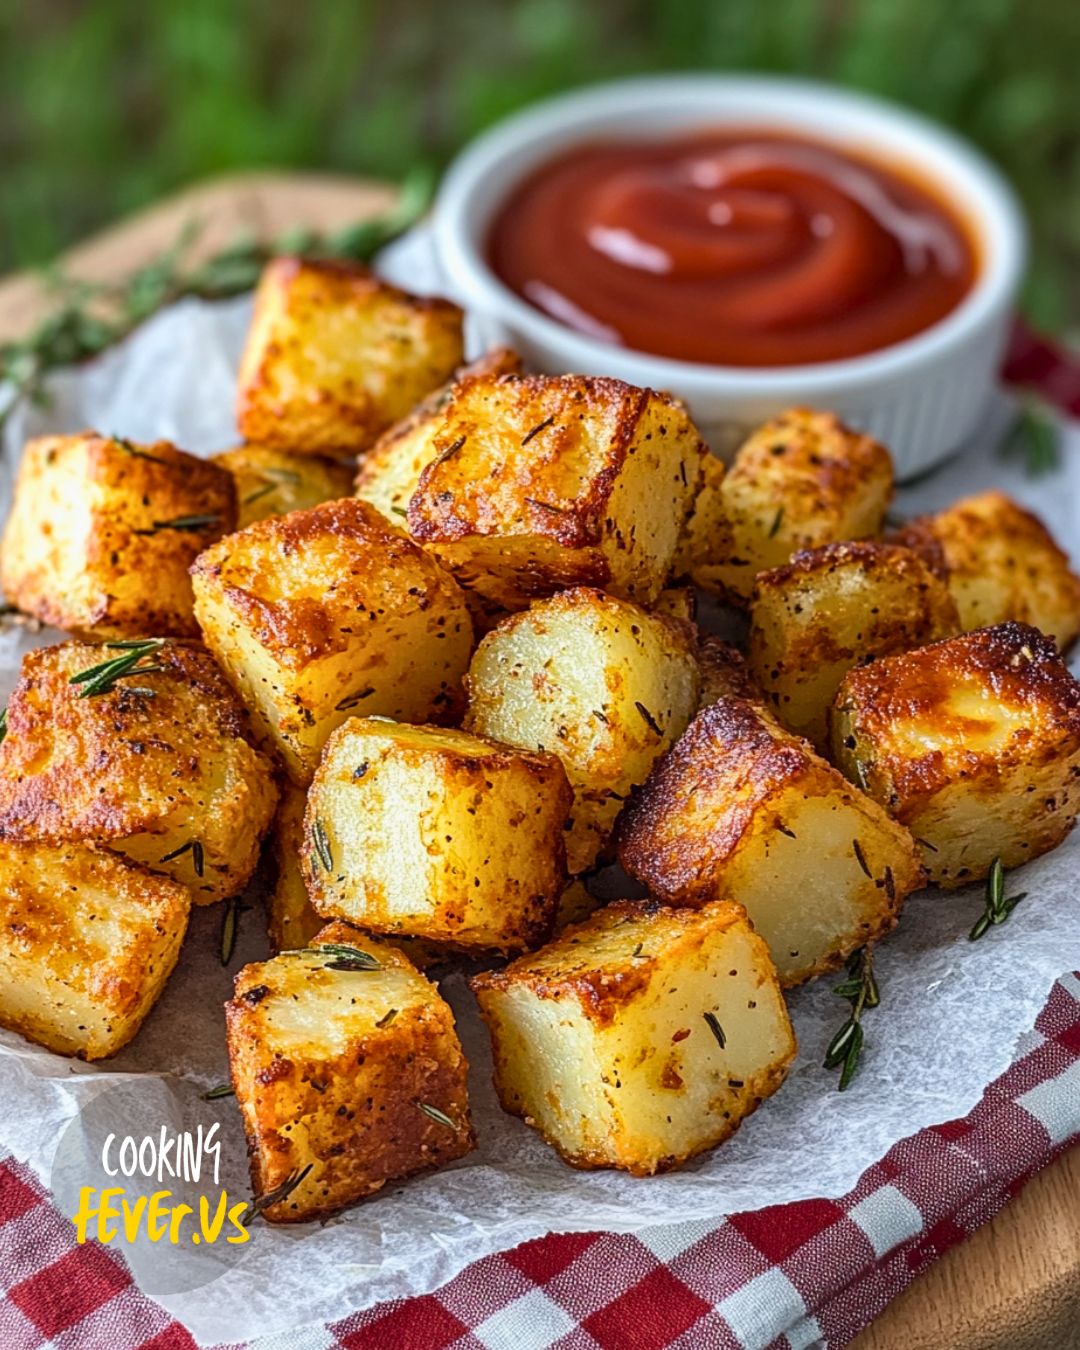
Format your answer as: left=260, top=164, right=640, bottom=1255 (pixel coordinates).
left=239, top=1163, right=313, bottom=1226
left=69, top=637, right=166, bottom=699
left=135, top=513, right=220, bottom=535
left=290, top=941, right=382, bottom=972
left=0, top=166, right=434, bottom=433
left=824, top=945, right=879, bottom=1091
left=970, top=857, right=1028, bottom=941
left=417, top=1102, right=456, bottom=1129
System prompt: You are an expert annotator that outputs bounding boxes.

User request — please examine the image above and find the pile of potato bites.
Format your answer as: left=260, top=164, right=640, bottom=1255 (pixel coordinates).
left=0, top=257, right=1078, bottom=1222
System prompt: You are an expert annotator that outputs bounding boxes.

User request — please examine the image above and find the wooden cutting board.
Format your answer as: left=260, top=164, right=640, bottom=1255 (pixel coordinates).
left=0, top=171, right=1077, bottom=1350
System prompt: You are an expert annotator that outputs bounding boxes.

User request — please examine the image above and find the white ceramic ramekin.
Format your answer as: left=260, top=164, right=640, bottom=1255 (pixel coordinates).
left=432, top=76, right=1026, bottom=478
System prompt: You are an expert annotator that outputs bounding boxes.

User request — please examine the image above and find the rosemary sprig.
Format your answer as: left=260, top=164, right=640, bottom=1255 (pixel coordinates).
left=375, top=1008, right=398, bottom=1028
left=239, top=1163, right=313, bottom=1226
left=768, top=506, right=785, bottom=538
left=159, top=838, right=205, bottom=877
left=292, top=941, right=382, bottom=971
left=0, top=707, right=7, bottom=745
left=135, top=513, right=220, bottom=535
left=69, top=638, right=166, bottom=699
left=312, top=819, right=334, bottom=873
left=219, top=896, right=240, bottom=966
left=824, top=946, right=879, bottom=1091
left=635, top=701, right=662, bottom=737
left=970, top=858, right=1028, bottom=940
left=0, top=166, right=434, bottom=433
left=113, top=436, right=167, bottom=464
left=417, top=1102, right=456, bottom=1129
left=998, top=399, right=1061, bottom=478
left=521, top=415, right=555, bottom=446
left=335, top=686, right=375, bottom=711
left=201, top=1083, right=235, bottom=1101
left=702, top=1011, right=726, bottom=1049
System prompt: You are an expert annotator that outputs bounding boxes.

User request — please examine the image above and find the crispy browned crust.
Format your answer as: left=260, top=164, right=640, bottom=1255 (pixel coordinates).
left=407, top=374, right=654, bottom=548
left=0, top=639, right=278, bottom=899
left=832, top=621, right=1080, bottom=805
left=192, top=497, right=470, bottom=672
left=471, top=896, right=745, bottom=1026
left=236, top=257, right=464, bottom=456
left=0, top=433, right=237, bottom=639
left=226, top=920, right=474, bottom=1222
left=0, top=841, right=190, bottom=1059
left=615, top=700, right=807, bottom=900
left=355, top=345, right=524, bottom=488
left=732, top=408, right=894, bottom=506
left=890, top=490, right=1080, bottom=648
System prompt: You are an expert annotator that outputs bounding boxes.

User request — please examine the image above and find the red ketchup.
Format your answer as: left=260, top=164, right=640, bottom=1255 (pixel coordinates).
left=487, top=132, right=976, bottom=367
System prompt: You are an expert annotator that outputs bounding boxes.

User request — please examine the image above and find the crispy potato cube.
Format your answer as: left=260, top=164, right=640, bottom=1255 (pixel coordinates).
left=267, top=783, right=446, bottom=968
left=0, top=432, right=236, bottom=639
left=471, top=898, right=795, bottom=1174
left=696, top=636, right=762, bottom=711
left=748, top=541, right=960, bottom=749
left=465, top=588, right=701, bottom=873
left=303, top=720, right=571, bottom=953
left=671, top=452, right=733, bottom=594
left=0, top=842, right=189, bottom=1059
left=227, top=922, right=473, bottom=1222
left=617, top=699, right=924, bottom=984
left=191, top=498, right=474, bottom=784
left=236, top=258, right=464, bottom=456
left=831, top=622, right=1080, bottom=887
left=891, top=490, right=1080, bottom=650
left=355, top=347, right=523, bottom=524
left=407, top=374, right=705, bottom=610
left=709, top=409, right=894, bottom=604
left=0, top=640, right=278, bottom=903
left=212, top=446, right=352, bottom=529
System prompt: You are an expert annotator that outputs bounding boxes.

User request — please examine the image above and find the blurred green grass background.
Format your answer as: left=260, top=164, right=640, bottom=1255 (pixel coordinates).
left=1, top=0, right=1077, bottom=331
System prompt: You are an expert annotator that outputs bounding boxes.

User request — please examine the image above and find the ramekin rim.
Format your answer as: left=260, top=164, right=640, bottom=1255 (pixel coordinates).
left=432, top=73, right=1027, bottom=393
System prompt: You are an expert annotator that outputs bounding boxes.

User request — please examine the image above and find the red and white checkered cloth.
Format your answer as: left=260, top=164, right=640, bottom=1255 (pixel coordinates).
left=1, top=974, right=1076, bottom=1350
left=1, top=327, right=1079, bottom=1349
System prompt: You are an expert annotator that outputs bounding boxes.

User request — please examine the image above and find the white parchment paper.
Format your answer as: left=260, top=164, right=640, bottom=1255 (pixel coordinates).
left=0, top=237, right=1078, bottom=1347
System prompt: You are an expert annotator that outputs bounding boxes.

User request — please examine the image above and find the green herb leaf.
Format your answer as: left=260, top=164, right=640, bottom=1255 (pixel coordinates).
left=201, top=1083, right=235, bottom=1101
left=312, top=819, right=333, bottom=873
left=239, top=1163, right=313, bottom=1226
left=417, top=1101, right=456, bottom=1129
left=219, top=896, right=240, bottom=966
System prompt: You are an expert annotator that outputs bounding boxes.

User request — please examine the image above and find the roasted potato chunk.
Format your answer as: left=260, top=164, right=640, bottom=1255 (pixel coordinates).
left=696, top=636, right=762, bottom=711
left=0, top=842, right=189, bottom=1059
left=471, top=898, right=795, bottom=1175
left=617, top=699, right=924, bottom=984
left=671, top=452, right=733, bottom=594
left=407, top=374, right=705, bottom=610
left=212, top=446, right=352, bottom=529
left=303, top=720, right=571, bottom=954
left=355, top=347, right=523, bottom=524
left=235, top=257, right=464, bottom=456
left=831, top=622, right=1080, bottom=887
left=465, top=588, right=700, bottom=873
left=227, top=923, right=474, bottom=1222
left=267, top=784, right=443, bottom=967
left=709, top=409, right=894, bottom=604
left=0, top=432, right=235, bottom=639
left=891, top=490, right=1080, bottom=650
left=0, top=640, right=278, bottom=903
left=191, top=498, right=474, bottom=784
left=748, top=541, right=960, bottom=749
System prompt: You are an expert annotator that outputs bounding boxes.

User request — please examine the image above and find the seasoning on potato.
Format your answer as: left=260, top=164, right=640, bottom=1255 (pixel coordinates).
left=471, top=897, right=796, bottom=1175
left=226, top=924, right=474, bottom=1223
left=831, top=621, right=1080, bottom=887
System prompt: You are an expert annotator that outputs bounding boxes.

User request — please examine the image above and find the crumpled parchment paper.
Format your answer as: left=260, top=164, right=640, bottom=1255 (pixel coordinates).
left=0, top=232, right=1077, bottom=1347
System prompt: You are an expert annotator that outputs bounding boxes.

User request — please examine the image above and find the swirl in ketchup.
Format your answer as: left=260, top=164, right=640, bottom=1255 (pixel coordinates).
left=487, top=132, right=976, bottom=366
